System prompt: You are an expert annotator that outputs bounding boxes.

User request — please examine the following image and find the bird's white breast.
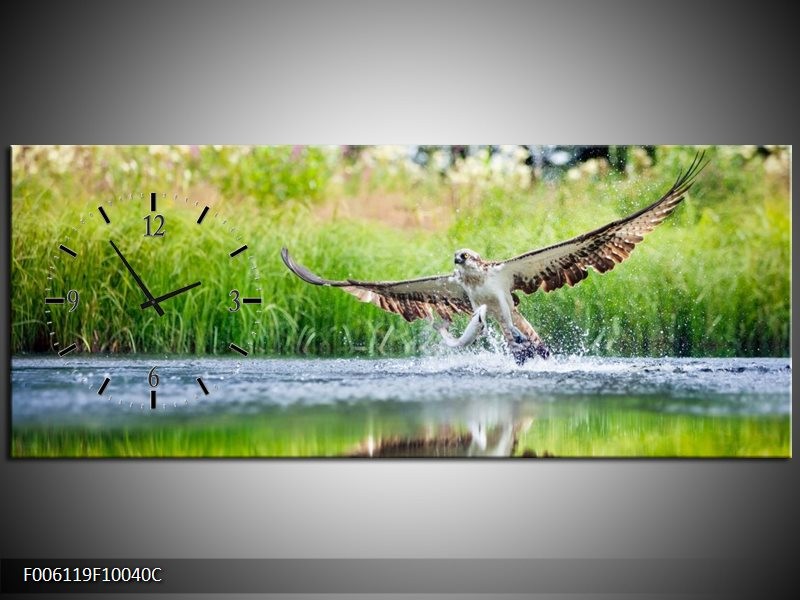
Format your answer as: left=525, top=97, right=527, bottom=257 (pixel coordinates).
left=458, top=268, right=512, bottom=320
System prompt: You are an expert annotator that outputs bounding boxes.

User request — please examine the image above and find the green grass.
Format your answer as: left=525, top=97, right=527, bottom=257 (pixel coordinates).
left=517, top=411, right=789, bottom=458
left=11, top=145, right=791, bottom=358
left=12, top=409, right=789, bottom=457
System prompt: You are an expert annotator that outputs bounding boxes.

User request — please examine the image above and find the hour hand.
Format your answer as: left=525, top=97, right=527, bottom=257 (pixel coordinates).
left=140, top=281, right=202, bottom=310
left=109, top=239, right=164, bottom=316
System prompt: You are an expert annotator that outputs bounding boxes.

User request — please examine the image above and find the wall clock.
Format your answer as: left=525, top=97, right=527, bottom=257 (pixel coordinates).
left=43, top=191, right=264, bottom=410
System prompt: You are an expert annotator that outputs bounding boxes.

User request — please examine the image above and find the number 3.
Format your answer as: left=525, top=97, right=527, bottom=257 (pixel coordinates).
left=229, top=289, right=241, bottom=312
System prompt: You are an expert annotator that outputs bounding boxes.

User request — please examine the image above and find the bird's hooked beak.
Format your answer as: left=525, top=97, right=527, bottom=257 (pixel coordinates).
left=454, top=255, right=464, bottom=265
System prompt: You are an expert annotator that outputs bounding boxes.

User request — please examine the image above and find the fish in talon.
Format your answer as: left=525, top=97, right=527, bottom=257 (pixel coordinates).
left=438, top=305, right=487, bottom=348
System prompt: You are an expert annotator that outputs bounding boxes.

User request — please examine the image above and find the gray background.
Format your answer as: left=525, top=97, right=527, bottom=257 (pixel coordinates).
left=1, top=0, right=795, bottom=597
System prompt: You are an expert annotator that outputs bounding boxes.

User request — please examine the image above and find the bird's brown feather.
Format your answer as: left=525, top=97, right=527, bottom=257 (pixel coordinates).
left=499, top=151, right=706, bottom=295
left=281, top=248, right=472, bottom=322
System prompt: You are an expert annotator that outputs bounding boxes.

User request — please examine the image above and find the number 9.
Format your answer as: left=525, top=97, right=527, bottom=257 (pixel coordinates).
left=67, top=289, right=79, bottom=312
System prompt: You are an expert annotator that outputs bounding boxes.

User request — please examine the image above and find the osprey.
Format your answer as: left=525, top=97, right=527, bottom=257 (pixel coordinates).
left=281, top=153, right=706, bottom=363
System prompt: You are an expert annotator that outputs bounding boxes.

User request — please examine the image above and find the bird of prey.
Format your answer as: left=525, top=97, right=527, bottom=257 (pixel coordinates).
left=281, top=152, right=706, bottom=363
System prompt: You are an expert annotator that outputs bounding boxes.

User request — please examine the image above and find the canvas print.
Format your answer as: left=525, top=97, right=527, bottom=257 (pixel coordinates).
left=9, top=145, right=791, bottom=457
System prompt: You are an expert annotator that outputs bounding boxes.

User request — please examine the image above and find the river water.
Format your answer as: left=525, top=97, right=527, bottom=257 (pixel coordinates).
left=11, top=354, right=790, bottom=457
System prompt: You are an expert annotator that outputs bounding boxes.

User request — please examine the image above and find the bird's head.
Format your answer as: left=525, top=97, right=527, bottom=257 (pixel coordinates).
left=454, top=248, right=482, bottom=273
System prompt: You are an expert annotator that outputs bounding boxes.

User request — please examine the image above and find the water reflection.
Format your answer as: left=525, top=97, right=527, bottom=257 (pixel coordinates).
left=350, top=401, right=535, bottom=457
left=10, top=355, right=791, bottom=457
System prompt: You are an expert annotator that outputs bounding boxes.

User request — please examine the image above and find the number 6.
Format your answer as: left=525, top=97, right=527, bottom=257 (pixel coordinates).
left=148, top=366, right=160, bottom=388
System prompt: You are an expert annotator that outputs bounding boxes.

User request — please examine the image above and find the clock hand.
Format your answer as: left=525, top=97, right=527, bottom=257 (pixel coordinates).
left=140, top=281, right=202, bottom=310
left=109, top=239, right=165, bottom=316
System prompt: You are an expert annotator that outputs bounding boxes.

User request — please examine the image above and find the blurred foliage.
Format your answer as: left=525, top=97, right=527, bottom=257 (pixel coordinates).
left=199, top=145, right=335, bottom=205
left=12, top=145, right=336, bottom=207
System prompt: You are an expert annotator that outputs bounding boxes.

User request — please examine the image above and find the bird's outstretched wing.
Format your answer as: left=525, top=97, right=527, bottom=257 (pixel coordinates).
left=281, top=248, right=472, bottom=322
left=497, top=151, right=708, bottom=295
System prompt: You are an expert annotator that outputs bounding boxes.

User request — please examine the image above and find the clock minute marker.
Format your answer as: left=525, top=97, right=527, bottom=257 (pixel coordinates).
left=229, top=343, right=248, bottom=356
left=229, top=245, right=248, bottom=258
left=58, top=343, right=77, bottom=357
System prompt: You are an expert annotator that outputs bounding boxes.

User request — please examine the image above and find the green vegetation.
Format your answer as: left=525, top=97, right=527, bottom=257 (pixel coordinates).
left=12, top=408, right=789, bottom=458
left=11, top=145, right=790, bottom=358
left=517, top=410, right=789, bottom=458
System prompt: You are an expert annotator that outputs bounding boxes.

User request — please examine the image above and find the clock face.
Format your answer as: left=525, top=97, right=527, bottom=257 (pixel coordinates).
left=44, top=191, right=263, bottom=410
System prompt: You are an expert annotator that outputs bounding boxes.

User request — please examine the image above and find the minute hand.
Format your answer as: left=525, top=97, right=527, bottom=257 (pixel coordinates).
left=140, top=281, right=202, bottom=309
left=109, top=239, right=165, bottom=316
